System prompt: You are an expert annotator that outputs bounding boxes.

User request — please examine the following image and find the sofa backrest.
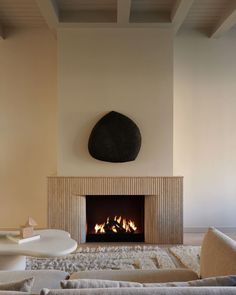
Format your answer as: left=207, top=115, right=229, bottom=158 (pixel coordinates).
left=0, top=270, right=69, bottom=294
left=41, top=287, right=236, bottom=295
left=70, top=269, right=198, bottom=283
left=200, top=227, right=236, bottom=278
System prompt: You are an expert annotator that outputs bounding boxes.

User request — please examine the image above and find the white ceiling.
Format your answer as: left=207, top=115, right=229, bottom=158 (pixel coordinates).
left=0, top=0, right=236, bottom=38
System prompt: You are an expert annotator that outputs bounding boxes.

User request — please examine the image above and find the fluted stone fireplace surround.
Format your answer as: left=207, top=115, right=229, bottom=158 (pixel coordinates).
left=48, top=177, right=183, bottom=244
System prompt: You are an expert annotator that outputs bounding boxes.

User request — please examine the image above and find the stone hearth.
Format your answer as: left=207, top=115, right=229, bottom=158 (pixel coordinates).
left=47, top=177, right=183, bottom=244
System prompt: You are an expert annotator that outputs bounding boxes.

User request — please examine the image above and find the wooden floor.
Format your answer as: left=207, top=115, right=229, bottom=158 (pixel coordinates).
left=81, top=231, right=236, bottom=247
left=184, top=232, right=236, bottom=246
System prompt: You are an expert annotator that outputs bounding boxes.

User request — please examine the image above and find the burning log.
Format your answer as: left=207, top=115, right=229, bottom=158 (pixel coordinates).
left=103, top=219, right=125, bottom=233
left=104, top=221, right=113, bottom=234
left=128, top=226, right=135, bottom=233
left=94, top=216, right=137, bottom=234
left=111, top=220, right=126, bottom=233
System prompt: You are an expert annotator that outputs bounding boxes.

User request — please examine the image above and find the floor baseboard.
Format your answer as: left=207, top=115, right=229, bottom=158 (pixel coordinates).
left=184, top=227, right=236, bottom=233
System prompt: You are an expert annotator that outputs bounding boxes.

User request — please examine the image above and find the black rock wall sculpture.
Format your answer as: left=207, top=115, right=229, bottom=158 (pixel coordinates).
left=88, top=111, right=142, bottom=163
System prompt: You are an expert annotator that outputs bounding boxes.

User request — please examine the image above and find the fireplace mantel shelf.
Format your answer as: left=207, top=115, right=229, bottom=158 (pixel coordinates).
left=48, top=176, right=183, bottom=244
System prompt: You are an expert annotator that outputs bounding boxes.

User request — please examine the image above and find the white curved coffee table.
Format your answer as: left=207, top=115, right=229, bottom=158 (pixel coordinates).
left=0, top=229, right=77, bottom=270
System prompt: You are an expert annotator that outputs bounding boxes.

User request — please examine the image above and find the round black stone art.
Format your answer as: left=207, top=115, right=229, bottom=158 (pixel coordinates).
left=88, top=111, right=142, bottom=163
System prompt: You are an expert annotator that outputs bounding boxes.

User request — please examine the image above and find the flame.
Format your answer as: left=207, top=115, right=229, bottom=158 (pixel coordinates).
left=94, top=223, right=105, bottom=233
left=128, top=220, right=137, bottom=231
left=94, top=216, right=138, bottom=234
left=112, top=226, right=117, bottom=233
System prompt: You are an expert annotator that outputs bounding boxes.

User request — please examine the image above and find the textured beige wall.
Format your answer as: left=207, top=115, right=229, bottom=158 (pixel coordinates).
left=58, top=28, right=173, bottom=176
left=0, top=28, right=57, bottom=228
left=174, top=29, right=236, bottom=228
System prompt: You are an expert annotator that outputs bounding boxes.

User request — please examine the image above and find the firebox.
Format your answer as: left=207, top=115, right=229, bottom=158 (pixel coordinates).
left=86, top=195, right=144, bottom=242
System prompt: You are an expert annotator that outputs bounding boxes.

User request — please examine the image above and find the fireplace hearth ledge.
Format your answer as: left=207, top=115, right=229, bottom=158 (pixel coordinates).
left=47, top=177, right=183, bottom=244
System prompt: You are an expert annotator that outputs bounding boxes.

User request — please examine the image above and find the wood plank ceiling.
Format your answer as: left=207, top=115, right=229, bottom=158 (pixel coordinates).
left=0, top=0, right=46, bottom=27
left=0, top=0, right=236, bottom=39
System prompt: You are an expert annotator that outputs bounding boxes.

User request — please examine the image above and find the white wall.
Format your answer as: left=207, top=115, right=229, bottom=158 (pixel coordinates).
left=58, top=28, right=173, bottom=176
left=3, top=26, right=235, bottom=229
left=0, top=28, right=57, bottom=228
left=174, top=29, right=236, bottom=228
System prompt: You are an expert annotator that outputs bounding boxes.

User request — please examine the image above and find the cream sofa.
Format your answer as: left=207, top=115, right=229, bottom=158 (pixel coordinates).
left=0, top=227, right=235, bottom=295
left=1, top=287, right=236, bottom=295
left=41, top=287, right=236, bottom=295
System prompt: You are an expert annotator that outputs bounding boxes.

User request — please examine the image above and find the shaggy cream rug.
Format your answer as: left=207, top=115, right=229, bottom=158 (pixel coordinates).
left=26, top=245, right=201, bottom=275
left=169, top=245, right=201, bottom=276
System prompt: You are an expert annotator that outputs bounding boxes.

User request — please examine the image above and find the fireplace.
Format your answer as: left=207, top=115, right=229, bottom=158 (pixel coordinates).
left=86, top=195, right=144, bottom=242
left=47, top=177, right=183, bottom=244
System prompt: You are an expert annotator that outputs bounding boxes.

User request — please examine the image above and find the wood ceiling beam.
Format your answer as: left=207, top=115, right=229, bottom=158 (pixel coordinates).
left=0, top=23, right=4, bottom=40
left=58, top=22, right=172, bottom=29
left=117, top=0, right=132, bottom=25
left=171, top=0, right=194, bottom=34
left=35, top=0, right=59, bottom=36
left=210, top=3, right=236, bottom=38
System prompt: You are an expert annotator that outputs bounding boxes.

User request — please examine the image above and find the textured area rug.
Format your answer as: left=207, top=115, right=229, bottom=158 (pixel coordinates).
left=26, top=245, right=201, bottom=275
left=169, top=246, right=201, bottom=276
left=26, top=245, right=176, bottom=273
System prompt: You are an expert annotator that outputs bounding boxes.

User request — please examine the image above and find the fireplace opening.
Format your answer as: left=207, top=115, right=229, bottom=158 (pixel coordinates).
left=86, top=195, right=144, bottom=242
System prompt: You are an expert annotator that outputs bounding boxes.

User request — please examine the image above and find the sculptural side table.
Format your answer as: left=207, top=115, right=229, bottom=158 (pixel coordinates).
left=0, top=229, right=77, bottom=270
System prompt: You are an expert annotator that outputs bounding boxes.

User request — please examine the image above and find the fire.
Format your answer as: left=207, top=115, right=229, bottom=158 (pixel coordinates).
left=94, top=216, right=137, bottom=234
left=94, top=223, right=105, bottom=233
